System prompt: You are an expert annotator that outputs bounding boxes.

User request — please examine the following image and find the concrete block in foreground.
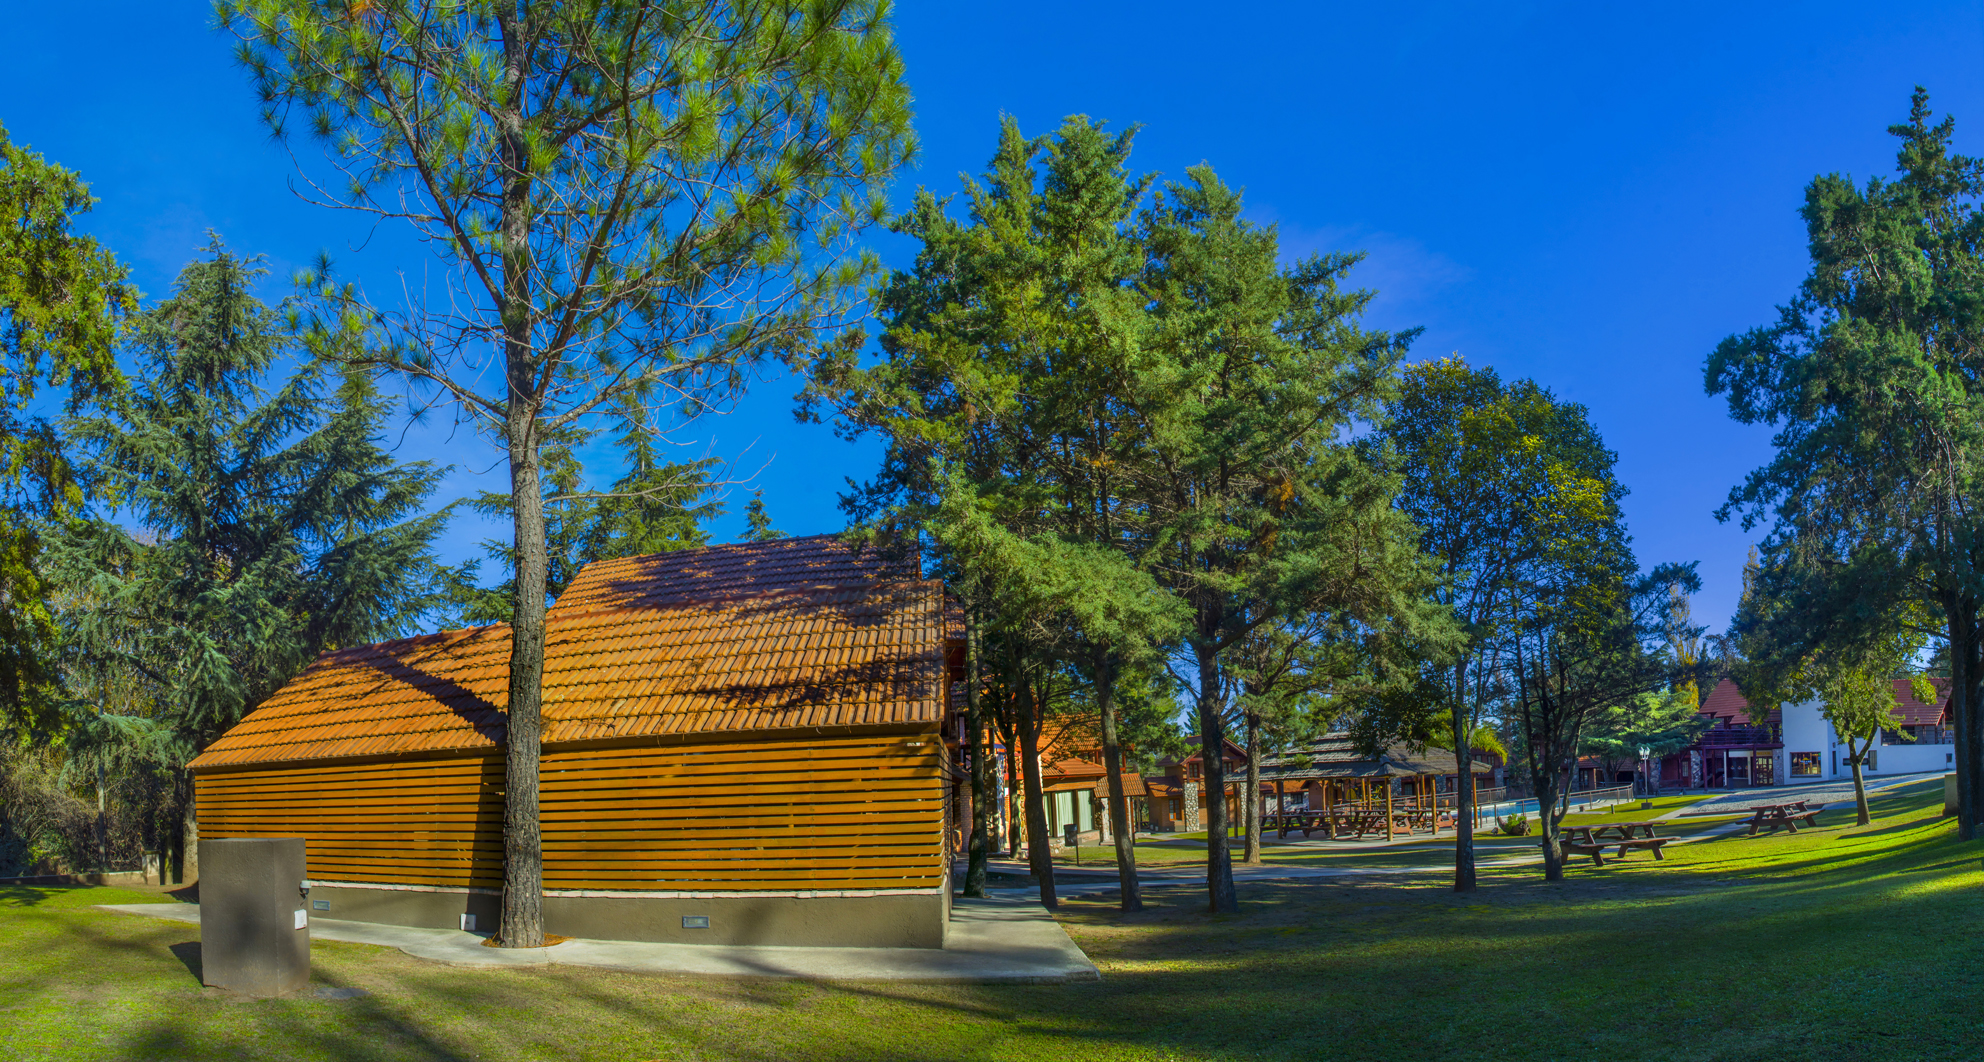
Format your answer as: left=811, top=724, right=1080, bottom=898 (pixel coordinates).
left=198, top=837, right=309, bottom=997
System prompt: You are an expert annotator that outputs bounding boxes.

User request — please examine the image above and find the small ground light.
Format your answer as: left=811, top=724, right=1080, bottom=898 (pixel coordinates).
left=682, top=915, right=710, bottom=929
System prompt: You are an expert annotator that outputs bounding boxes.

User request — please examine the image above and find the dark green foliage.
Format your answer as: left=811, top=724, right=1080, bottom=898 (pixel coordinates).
left=1706, top=88, right=1984, bottom=838
left=1376, top=359, right=1649, bottom=887
left=51, top=244, right=452, bottom=759
left=0, top=125, right=134, bottom=727
left=816, top=116, right=1448, bottom=912
left=741, top=490, right=785, bottom=543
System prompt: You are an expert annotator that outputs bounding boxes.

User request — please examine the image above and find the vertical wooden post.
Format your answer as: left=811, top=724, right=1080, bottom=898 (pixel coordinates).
left=1322, top=779, right=1334, bottom=839
left=1384, top=778, right=1395, bottom=842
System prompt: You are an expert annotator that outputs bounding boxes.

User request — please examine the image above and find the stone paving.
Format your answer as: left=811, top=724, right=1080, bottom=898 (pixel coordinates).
left=98, top=896, right=1099, bottom=983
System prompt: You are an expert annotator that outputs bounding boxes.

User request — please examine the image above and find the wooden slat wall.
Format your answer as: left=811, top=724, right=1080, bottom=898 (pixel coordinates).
left=194, top=733, right=944, bottom=892
left=195, top=756, right=504, bottom=888
left=540, top=735, right=944, bottom=890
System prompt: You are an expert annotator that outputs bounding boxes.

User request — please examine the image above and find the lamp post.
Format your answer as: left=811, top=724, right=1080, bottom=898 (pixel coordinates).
left=1637, top=745, right=1653, bottom=797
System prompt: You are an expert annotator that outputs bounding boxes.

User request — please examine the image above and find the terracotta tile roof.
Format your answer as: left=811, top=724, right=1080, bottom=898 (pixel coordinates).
left=1699, top=679, right=1779, bottom=725
left=1699, top=676, right=1948, bottom=727
left=190, top=536, right=945, bottom=771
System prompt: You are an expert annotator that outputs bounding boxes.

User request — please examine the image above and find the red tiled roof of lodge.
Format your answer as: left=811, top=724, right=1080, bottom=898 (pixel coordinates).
left=1697, top=676, right=1949, bottom=728
left=188, top=535, right=946, bottom=771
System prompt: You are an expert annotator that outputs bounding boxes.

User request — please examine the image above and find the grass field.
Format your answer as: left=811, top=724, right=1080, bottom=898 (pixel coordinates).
left=5, top=777, right=1981, bottom=1061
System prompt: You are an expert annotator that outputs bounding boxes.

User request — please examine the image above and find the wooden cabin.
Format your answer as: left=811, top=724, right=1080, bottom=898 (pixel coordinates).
left=1147, top=739, right=1251, bottom=832
left=187, top=536, right=960, bottom=949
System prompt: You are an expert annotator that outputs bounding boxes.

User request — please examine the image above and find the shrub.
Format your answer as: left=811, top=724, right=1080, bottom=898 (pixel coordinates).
left=1494, top=813, right=1530, bottom=836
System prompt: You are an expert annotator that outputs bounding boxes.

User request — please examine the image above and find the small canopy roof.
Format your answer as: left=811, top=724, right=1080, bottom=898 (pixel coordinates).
left=189, top=536, right=944, bottom=771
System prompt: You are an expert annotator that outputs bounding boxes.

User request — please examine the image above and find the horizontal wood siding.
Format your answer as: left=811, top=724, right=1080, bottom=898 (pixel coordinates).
left=540, top=734, right=943, bottom=890
left=194, top=732, right=943, bottom=893
left=195, top=756, right=504, bottom=888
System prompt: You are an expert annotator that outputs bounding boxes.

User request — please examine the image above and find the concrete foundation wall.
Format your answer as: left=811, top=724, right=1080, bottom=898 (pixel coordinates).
left=307, top=884, right=947, bottom=948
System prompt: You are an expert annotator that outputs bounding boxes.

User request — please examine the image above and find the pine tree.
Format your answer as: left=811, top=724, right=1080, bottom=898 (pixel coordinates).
left=51, top=244, right=452, bottom=881
left=742, top=490, right=786, bottom=543
left=0, top=124, right=133, bottom=727
left=227, top=1, right=912, bottom=945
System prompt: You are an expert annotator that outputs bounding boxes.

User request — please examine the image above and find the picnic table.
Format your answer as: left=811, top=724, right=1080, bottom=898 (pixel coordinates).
left=1557, top=821, right=1672, bottom=866
left=1744, top=800, right=1822, bottom=836
left=1592, top=821, right=1661, bottom=841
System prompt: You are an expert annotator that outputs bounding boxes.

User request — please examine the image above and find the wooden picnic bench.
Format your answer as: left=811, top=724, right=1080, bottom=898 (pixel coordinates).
left=1591, top=821, right=1661, bottom=841
left=1745, top=801, right=1823, bottom=836
left=1560, top=836, right=1674, bottom=866
left=1557, top=819, right=1671, bottom=866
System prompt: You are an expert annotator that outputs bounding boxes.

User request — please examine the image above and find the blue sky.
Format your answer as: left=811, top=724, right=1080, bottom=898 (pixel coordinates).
left=6, top=1, right=1982, bottom=633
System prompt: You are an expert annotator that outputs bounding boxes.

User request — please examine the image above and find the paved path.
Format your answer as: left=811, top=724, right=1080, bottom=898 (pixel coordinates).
left=97, top=896, right=1097, bottom=984
left=1676, top=772, right=1942, bottom=816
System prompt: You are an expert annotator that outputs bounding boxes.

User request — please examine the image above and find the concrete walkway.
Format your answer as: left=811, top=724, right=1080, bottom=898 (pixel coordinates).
left=1676, top=772, right=1942, bottom=816
left=97, top=896, right=1098, bottom=984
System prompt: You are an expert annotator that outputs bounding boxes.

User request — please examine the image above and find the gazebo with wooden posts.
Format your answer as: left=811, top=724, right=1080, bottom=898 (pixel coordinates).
left=1256, top=733, right=1499, bottom=841
left=188, top=536, right=961, bottom=948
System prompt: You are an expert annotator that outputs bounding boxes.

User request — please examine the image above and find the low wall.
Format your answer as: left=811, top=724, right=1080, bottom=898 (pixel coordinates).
left=305, top=882, right=948, bottom=949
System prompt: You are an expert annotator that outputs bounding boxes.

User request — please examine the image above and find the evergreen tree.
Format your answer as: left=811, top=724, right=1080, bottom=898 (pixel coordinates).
left=0, top=124, right=134, bottom=727
left=742, top=490, right=786, bottom=542
left=1706, top=89, right=1984, bottom=839
left=1128, top=168, right=1446, bottom=913
left=51, top=245, right=451, bottom=880
left=815, top=118, right=1446, bottom=913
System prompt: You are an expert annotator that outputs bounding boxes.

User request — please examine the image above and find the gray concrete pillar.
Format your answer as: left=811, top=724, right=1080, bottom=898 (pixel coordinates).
left=198, top=837, right=310, bottom=997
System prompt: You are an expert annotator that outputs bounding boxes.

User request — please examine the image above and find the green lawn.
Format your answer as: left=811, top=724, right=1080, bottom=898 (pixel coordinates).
left=7, top=777, right=1982, bottom=1061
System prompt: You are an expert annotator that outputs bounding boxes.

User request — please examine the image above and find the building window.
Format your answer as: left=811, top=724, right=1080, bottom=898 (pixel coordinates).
left=1790, top=752, right=1821, bottom=776
left=1867, top=750, right=1878, bottom=771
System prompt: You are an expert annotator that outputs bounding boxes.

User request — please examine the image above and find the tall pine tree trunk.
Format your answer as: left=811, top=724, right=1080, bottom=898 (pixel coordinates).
left=1095, top=648, right=1141, bottom=911
left=1197, top=647, right=1238, bottom=913
left=1242, top=712, right=1262, bottom=865
left=495, top=9, right=546, bottom=950
left=1016, top=685, right=1056, bottom=909
left=963, top=611, right=989, bottom=898
left=499, top=408, right=548, bottom=947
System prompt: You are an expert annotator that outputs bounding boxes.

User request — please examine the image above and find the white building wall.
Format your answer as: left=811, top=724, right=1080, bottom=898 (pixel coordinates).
left=1777, top=698, right=1954, bottom=780
left=1867, top=737, right=1955, bottom=776
left=1778, top=699, right=1836, bottom=781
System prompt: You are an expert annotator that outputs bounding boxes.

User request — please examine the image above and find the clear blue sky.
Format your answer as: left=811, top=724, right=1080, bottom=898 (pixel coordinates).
left=6, top=2, right=1982, bottom=633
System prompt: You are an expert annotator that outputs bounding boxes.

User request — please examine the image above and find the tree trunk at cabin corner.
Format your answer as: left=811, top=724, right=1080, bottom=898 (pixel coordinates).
left=498, top=410, right=548, bottom=948
left=1452, top=714, right=1477, bottom=893
left=494, top=11, right=545, bottom=950
left=1096, top=650, right=1142, bottom=911
left=963, top=614, right=989, bottom=898
left=1197, top=649, right=1238, bottom=913
left=1017, top=707, right=1056, bottom=909
left=176, top=780, right=199, bottom=885
left=1243, top=713, right=1262, bottom=865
